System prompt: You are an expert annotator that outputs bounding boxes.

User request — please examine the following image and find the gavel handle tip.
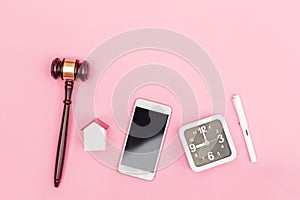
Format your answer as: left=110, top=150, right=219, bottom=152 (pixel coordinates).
left=54, top=179, right=60, bottom=187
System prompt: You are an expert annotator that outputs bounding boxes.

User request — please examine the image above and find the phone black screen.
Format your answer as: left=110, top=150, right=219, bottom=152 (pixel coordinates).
left=121, top=107, right=169, bottom=172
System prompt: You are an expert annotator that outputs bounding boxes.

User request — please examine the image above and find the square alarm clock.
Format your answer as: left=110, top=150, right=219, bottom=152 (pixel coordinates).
left=179, top=115, right=236, bottom=172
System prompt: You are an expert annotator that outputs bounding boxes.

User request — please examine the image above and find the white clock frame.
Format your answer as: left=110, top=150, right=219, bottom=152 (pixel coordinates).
left=179, top=115, right=237, bottom=172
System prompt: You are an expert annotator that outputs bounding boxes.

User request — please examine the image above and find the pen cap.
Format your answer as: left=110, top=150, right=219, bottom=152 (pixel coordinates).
left=232, top=95, right=248, bottom=127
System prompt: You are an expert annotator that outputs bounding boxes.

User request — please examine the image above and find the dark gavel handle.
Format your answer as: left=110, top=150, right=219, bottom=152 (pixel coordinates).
left=54, top=80, right=74, bottom=187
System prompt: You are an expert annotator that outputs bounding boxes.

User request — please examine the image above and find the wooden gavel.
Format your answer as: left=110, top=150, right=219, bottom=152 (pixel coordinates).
left=51, top=58, right=89, bottom=187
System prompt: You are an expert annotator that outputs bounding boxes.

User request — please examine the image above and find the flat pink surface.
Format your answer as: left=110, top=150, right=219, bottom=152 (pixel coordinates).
left=0, top=1, right=299, bottom=199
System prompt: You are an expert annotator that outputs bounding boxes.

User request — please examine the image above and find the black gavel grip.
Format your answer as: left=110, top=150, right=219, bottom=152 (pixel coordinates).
left=54, top=80, right=74, bottom=187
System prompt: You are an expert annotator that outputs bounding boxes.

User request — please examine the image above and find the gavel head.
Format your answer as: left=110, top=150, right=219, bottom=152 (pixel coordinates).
left=51, top=58, right=89, bottom=81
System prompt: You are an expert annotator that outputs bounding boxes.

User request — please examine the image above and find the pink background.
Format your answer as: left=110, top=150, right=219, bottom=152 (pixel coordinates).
left=0, top=0, right=299, bottom=199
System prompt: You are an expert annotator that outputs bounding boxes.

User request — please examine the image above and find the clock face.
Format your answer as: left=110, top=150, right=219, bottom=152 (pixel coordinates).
left=184, top=119, right=231, bottom=167
left=179, top=115, right=236, bottom=172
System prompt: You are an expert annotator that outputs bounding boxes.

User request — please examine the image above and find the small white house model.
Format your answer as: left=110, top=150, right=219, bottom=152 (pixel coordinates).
left=82, top=119, right=109, bottom=151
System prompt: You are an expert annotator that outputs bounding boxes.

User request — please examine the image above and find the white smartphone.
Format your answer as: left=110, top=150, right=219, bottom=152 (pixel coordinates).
left=118, top=99, right=172, bottom=181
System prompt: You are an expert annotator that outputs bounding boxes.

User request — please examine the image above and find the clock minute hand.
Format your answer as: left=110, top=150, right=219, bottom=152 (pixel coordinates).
left=202, top=133, right=209, bottom=145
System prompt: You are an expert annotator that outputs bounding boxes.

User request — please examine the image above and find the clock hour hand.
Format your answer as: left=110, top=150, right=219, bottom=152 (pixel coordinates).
left=196, top=137, right=219, bottom=149
left=195, top=142, right=207, bottom=148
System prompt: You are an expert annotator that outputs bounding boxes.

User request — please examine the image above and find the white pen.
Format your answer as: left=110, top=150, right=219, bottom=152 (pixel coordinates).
left=232, top=95, right=257, bottom=163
